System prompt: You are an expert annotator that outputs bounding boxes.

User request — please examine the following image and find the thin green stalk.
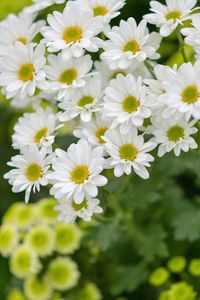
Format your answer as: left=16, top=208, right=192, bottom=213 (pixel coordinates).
left=144, top=60, right=156, bottom=79
left=175, top=26, right=188, bottom=63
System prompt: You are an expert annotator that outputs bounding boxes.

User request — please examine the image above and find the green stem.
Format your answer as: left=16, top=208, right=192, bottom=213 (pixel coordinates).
left=144, top=60, right=156, bottom=79
left=175, top=27, right=188, bottom=63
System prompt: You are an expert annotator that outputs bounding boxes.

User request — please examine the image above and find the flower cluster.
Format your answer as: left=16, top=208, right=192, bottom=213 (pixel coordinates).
left=0, top=198, right=102, bottom=300
left=1, top=0, right=200, bottom=223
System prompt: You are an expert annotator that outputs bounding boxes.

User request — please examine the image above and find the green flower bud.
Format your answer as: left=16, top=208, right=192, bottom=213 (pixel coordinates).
left=149, top=267, right=170, bottom=287
left=167, top=256, right=187, bottom=273
left=77, top=282, right=102, bottom=300
left=38, top=198, right=58, bottom=225
left=24, top=276, right=52, bottom=300
left=0, top=224, right=19, bottom=257
left=189, top=259, right=200, bottom=276
left=170, top=281, right=196, bottom=300
left=6, top=288, right=27, bottom=300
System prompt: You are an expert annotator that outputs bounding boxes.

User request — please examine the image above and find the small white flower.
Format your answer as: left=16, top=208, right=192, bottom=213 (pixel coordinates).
left=4, top=146, right=51, bottom=203
left=0, top=43, right=48, bottom=99
left=0, top=13, right=44, bottom=55
left=12, top=108, right=60, bottom=151
left=159, top=61, right=200, bottom=119
left=104, top=128, right=155, bottom=179
left=24, top=0, right=66, bottom=14
left=149, top=116, right=198, bottom=157
left=103, top=74, right=155, bottom=134
left=144, top=0, right=197, bottom=37
left=101, top=17, right=161, bottom=69
left=45, top=53, right=93, bottom=100
left=41, top=3, right=103, bottom=60
left=56, top=196, right=103, bottom=223
left=48, top=139, right=108, bottom=204
left=182, top=14, right=200, bottom=57
left=59, top=77, right=103, bottom=123
left=73, top=113, right=111, bottom=147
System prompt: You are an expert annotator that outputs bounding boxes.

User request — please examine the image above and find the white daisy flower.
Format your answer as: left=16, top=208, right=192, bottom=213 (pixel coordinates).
left=95, top=60, right=151, bottom=88
left=4, top=146, right=51, bottom=203
left=41, top=3, right=103, bottom=60
left=73, top=0, right=126, bottom=30
left=48, top=139, right=108, bottom=204
left=182, top=14, right=200, bottom=57
left=104, top=128, right=155, bottom=179
left=159, top=61, right=200, bottom=119
left=0, top=13, right=44, bottom=55
left=56, top=196, right=103, bottom=223
left=0, top=43, right=48, bottom=99
left=101, top=17, right=161, bottom=70
left=24, top=0, right=66, bottom=14
left=144, top=0, right=197, bottom=37
left=73, top=113, right=111, bottom=147
left=12, top=108, right=60, bottom=151
left=45, top=53, right=93, bottom=101
left=103, top=74, right=155, bottom=134
left=59, top=77, right=103, bottom=123
left=149, top=116, right=198, bottom=157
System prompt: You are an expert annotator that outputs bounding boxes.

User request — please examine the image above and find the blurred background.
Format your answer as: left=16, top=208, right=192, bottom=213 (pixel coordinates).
left=1, top=1, right=200, bottom=300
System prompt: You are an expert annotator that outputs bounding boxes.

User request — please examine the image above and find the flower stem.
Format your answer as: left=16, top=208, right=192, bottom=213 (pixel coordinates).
left=144, top=60, right=156, bottom=79
left=175, top=27, right=188, bottom=63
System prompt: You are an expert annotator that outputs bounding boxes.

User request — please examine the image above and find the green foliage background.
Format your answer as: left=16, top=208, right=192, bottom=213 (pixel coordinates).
left=1, top=0, right=200, bottom=299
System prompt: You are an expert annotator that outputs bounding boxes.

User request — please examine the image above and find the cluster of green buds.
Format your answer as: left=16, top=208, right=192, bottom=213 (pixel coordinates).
left=149, top=256, right=200, bottom=300
left=0, top=198, right=102, bottom=300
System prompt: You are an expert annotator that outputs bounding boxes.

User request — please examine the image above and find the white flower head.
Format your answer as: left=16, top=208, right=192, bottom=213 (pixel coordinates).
left=101, top=17, right=161, bottom=70
left=41, top=3, right=103, bottom=60
left=4, top=146, right=51, bottom=203
left=144, top=0, right=197, bottom=37
left=159, top=61, right=200, bottom=119
left=59, top=77, right=103, bottom=123
left=24, top=0, right=66, bottom=14
left=45, top=53, right=93, bottom=101
left=0, top=43, right=48, bottom=99
left=56, top=196, right=103, bottom=223
left=12, top=107, right=61, bottom=151
left=48, top=139, right=108, bottom=204
left=182, top=14, right=200, bottom=57
left=103, top=74, right=155, bottom=134
left=149, top=116, right=198, bottom=157
left=73, top=113, right=111, bottom=147
left=104, top=128, right=155, bottom=179
left=0, top=12, right=44, bottom=55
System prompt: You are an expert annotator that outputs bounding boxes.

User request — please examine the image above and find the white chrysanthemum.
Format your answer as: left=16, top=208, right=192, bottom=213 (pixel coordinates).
left=24, top=0, right=66, bottom=14
left=45, top=53, right=93, bottom=100
left=104, top=128, right=155, bottom=178
left=144, top=0, right=197, bottom=37
left=73, top=113, right=111, bottom=147
left=149, top=116, right=198, bottom=157
left=73, top=0, right=126, bottom=26
left=59, top=77, right=103, bottom=123
left=101, top=18, right=161, bottom=69
left=48, top=139, right=108, bottom=204
left=56, top=196, right=103, bottom=223
left=12, top=108, right=60, bottom=151
left=41, top=3, right=103, bottom=60
left=95, top=60, right=151, bottom=88
left=4, top=146, right=51, bottom=203
left=159, top=61, right=200, bottom=119
left=0, top=13, right=44, bottom=55
left=103, top=74, right=155, bottom=134
left=182, top=14, right=200, bottom=57
left=0, top=43, right=47, bottom=99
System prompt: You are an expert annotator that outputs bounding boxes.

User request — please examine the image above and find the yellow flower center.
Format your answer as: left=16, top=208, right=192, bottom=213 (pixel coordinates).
left=110, top=70, right=127, bottom=80
left=122, top=95, right=140, bottom=113
left=93, top=5, right=108, bottom=16
left=119, top=144, right=138, bottom=161
left=63, top=26, right=83, bottom=43
left=70, top=165, right=89, bottom=184
left=95, top=127, right=108, bottom=144
left=34, top=128, right=48, bottom=144
left=78, top=96, right=94, bottom=107
left=72, top=198, right=88, bottom=211
left=123, top=39, right=140, bottom=54
left=167, top=125, right=184, bottom=142
left=59, top=69, right=78, bottom=85
left=166, top=10, right=181, bottom=22
left=18, top=64, right=34, bottom=82
left=26, top=163, right=42, bottom=181
left=182, top=85, right=199, bottom=104
left=16, top=37, right=27, bottom=45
